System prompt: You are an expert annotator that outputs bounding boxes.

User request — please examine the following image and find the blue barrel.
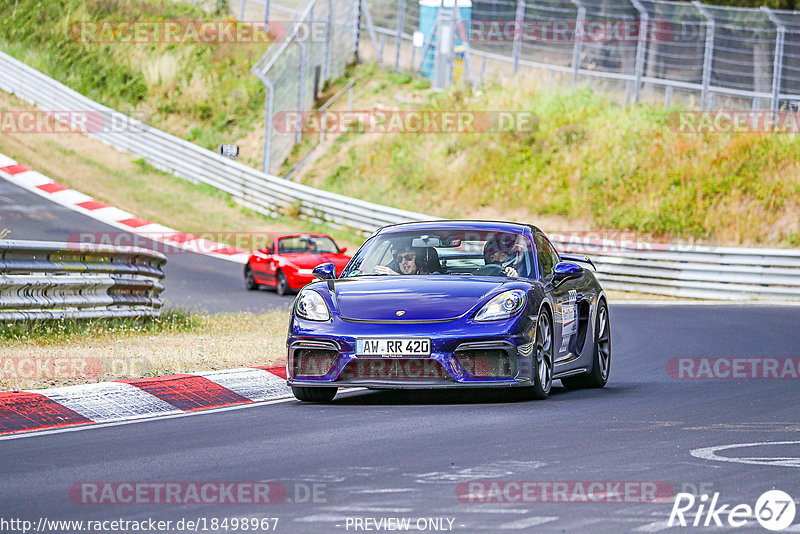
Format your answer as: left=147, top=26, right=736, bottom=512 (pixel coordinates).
left=419, top=0, right=472, bottom=80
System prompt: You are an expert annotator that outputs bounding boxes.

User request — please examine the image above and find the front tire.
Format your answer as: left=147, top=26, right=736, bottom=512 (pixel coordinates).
left=292, top=386, right=337, bottom=403
left=520, top=308, right=553, bottom=400
left=276, top=271, right=290, bottom=296
left=562, top=300, right=611, bottom=389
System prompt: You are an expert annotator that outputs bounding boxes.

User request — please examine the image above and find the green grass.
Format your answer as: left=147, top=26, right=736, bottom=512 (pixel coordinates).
left=299, top=73, right=800, bottom=246
left=0, top=0, right=268, bottom=153
left=0, top=308, right=200, bottom=344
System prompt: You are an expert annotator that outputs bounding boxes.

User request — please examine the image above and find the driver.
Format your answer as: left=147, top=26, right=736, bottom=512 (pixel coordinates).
left=483, top=235, right=521, bottom=277
left=305, top=239, right=318, bottom=253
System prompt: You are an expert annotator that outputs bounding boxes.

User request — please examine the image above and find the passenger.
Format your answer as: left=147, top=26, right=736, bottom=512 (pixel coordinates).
left=375, top=241, right=429, bottom=275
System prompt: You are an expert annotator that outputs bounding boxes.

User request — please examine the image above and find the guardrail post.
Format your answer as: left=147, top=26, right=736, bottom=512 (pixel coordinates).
left=241, top=0, right=247, bottom=19
left=512, top=0, right=526, bottom=74
left=394, top=0, right=407, bottom=72
left=693, top=1, right=715, bottom=110
left=570, top=0, right=586, bottom=88
left=630, top=0, right=648, bottom=103
left=761, top=7, right=785, bottom=114
left=264, top=0, right=271, bottom=24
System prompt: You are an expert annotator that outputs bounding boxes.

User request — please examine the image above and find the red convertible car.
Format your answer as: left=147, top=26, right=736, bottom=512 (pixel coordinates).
left=244, top=234, right=351, bottom=295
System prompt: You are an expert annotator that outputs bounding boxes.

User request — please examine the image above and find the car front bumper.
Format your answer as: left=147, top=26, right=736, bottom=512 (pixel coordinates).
left=286, top=315, right=537, bottom=389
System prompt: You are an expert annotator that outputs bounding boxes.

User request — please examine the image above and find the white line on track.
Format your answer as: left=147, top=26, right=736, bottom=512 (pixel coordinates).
left=497, top=516, right=558, bottom=529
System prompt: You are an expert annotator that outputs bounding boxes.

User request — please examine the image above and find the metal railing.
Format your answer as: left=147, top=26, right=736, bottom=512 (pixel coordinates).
left=551, top=235, right=800, bottom=301
left=0, top=51, right=798, bottom=301
left=0, top=50, right=433, bottom=234
left=0, top=240, right=166, bottom=321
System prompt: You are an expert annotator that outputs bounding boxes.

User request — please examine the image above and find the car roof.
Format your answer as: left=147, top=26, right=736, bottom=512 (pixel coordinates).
left=375, top=220, right=540, bottom=236
left=277, top=233, right=332, bottom=239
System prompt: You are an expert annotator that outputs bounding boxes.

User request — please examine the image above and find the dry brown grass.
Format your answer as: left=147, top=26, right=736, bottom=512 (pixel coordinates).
left=1, top=308, right=290, bottom=391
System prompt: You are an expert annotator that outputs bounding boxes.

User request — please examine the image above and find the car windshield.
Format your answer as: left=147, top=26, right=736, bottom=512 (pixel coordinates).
left=340, top=229, right=535, bottom=278
left=278, top=236, right=339, bottom=253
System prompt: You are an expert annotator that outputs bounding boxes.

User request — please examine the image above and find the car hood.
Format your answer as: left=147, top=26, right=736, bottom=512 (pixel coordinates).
left=283, top=253, right=349, bottom=269
left=332, top=276, right=514, bottom=322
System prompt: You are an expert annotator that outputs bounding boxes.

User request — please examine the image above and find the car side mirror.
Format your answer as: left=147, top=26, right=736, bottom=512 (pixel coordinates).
left=313, top=262, right=336, bottom=280
left=259, top=247, right=272, bottom=255
left=552, top=261, right=583, bottom=285
left=339, top=246, right=348, bottom=253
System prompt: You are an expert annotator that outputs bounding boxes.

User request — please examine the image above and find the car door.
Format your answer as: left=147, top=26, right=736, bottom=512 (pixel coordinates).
left=252, top=238, right=278, bottom=287
left=535, top=232, right=574, bottom=365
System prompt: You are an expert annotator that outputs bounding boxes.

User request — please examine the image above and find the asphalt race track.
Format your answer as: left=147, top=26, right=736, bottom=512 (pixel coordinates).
left=2, top=304, right=799, bottom=533
left=0, top=179, right=287, bottom=313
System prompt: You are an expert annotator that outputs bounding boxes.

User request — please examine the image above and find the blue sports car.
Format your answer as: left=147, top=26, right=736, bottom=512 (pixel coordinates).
left=286, top=221, right=611, bottom=402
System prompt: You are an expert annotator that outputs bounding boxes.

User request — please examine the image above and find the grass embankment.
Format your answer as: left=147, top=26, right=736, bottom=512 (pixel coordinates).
left=0, top=307, right=290, bottom=391
left=0, top=89, right=363, bottom=250
left=297, top=66, right=800, bottom=247
left=0, top=0, right=267, bottom=158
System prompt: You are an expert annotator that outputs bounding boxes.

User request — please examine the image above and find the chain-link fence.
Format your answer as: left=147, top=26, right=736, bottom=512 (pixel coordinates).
left=251, top=0, right=800, bottom=175
left=251, top=0, right=359, bottom=174
left=358, top=0, right=800, bottom=110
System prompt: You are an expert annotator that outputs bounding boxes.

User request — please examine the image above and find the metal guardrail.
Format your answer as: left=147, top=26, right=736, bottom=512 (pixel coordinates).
left=0, top=51, right=434, bottom=234
left=0, top=52, right=798, bottom=300
left=551, top=236, right=800, bottom=301
left=0, top=240, right=166, bottom=321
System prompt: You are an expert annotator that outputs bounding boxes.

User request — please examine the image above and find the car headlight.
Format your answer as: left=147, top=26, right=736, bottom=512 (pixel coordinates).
left=474, top=290, right=527, bottom=322
left=295, top=290, right=330, bottom=321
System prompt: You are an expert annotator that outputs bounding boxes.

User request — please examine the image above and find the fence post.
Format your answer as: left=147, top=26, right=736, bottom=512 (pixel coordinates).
left=693, top=1, right=714, bottom=110
left=570, top=0, right=586, bottom=88
left=324, top=0, right=334, bottom=81
left=361, top=0, right=380, bottom=63
left=262, top=79, right=275, bottom=173
left=512, top=0, right=526, bottom=74
left=395, top=0, right=407, bottom=72
left=298, top=41, right=308, bottom=144
left=761, top=6, right=785, bottom=114
left=629, top=0, right=648, bottom=103
left=354, top=0, right=362, bottom=62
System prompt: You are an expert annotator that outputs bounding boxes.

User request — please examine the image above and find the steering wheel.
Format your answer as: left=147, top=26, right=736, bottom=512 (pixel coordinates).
left=472, top=264, right=506, bottom=276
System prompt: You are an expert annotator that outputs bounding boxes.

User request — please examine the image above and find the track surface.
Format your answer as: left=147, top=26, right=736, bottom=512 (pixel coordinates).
left=0, top=179, right=287, bottom=313
left=2, top=304, right=799, bottom=532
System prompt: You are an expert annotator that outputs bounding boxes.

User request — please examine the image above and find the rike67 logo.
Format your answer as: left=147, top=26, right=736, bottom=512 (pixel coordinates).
left=669, top=490, right=796, bottom=531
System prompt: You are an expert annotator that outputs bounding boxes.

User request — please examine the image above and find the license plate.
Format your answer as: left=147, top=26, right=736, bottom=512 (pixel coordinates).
left=356, top=338, right=431, bottom=356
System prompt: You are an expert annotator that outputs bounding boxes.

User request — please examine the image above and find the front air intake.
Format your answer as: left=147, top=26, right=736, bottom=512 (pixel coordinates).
left=292, top=349, right=337, bottom=377
left=454, top=349, right=513, bottom=378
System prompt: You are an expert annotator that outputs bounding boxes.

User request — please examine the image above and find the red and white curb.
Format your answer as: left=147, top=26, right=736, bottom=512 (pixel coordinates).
left=0, top=366, right=289, bottom=436
left=0, top=152, right=250, bottom=264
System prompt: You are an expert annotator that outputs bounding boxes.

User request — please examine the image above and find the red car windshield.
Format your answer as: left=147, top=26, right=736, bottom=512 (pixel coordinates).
left=278, top=236, right=339, bottom=254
